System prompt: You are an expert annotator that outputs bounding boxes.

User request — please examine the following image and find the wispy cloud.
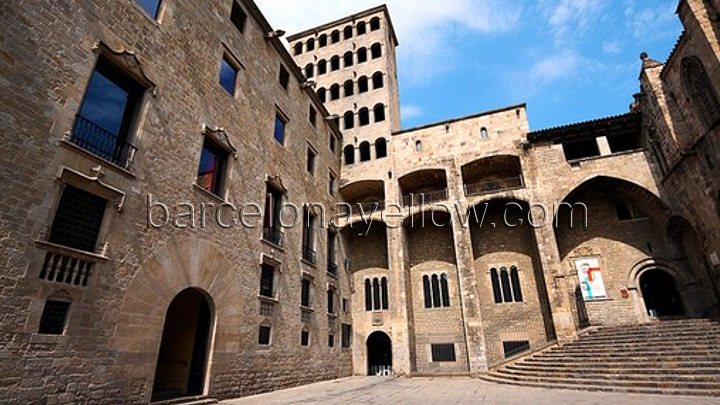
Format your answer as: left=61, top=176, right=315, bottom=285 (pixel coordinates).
left=255, top=0, right=522, bottom=84
left=624, top=0, right=678, bottom=42
left=539, top=0, right=606, bottom=44
left=400, top=104, right=423, bottom=120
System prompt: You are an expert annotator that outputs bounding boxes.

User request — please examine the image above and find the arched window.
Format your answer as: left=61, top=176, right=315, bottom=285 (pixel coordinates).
left=375, top=138, right=387, bottom=159
left=343, top=25, right=353, bottom=39
left=490, top=268, right=502, bottom=303
left=371, top=43, right=382, bottom=59
left=318, top=34, right=327, bottom=47
left=381, top=277, right=389, bottom=310
left=359, top=141, right=371, bottom=161
left=331, top=30, right=340, bottom=43
left=357, top=21, right=367, bottom=35
left=372, top=277, right=380, bottom=310
left=372, top=72, right=384, bottom=89
left=293, top=42, right=303, bottom=55
left=344, top=51, right=354, bottom=68
left=344, top=145, right=355, bottom=165
left=373, top=103, right=385, bottom=122
left=365, top=278, right=372, bottom=310
left=330, top=56, right=340, bottom=71
left=480, top=127, right=488, bottom=139
left=370, top=17, right=381, bottom=31
left=510, top=266, right=523, bottom=302
left=344, top=80, right=354, bottom=97
left=359, top=108, right=370, bottom=126
left=317, top=60, right=327, bottom=75
left=431, top=274, right=441, bottom=308
left=415, top=140, right=422, bottom=152
left=344, top=111, right=354, bottom=130
left=440, top=273, right=450, bottom=307
left=304, top=63, right=314, bottom=79
left=681, top=57, right=720, bottom=128
left=317, top=87, right=326, bottom=102
left=306, top=38, right=315, bottom=51
left=357, top=47, right=368, bottom=63
left=358, top=76, right=369, bottom=93
left=500, top=266, right=512, bottom=303
left=423, top=275, right=432, bottom=308
left=330, top=84, right=340, bottom=100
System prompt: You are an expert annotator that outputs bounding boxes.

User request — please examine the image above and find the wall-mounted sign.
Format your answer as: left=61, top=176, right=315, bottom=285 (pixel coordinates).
left=575, top=257, right=607, bottom=300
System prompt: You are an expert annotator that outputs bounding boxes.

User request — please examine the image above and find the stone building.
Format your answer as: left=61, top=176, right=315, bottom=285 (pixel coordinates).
left=0, top=0, right=719, bottom=403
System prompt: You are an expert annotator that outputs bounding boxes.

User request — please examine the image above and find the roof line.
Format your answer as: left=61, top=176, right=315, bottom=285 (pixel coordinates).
left=286, top=4, right=399, bottom=46
left=392, top=103, right=527, bottom=136
left=527, top=112, right=640, bottom=142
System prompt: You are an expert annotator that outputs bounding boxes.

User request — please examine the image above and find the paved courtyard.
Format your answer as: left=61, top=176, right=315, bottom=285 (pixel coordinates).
left=219, top=377, right=720, bottom=405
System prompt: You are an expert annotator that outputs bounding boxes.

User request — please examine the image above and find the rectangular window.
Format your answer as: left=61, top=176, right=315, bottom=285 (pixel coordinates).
left=327, top=288, right=335, bottom=314
left=327, top=229, right=337, bottom=275
left=73, top=56, right=144, bottom=167
left=431, top=344, right=456, bottom=362
left=279, top=65, right=290, bottom=90
left=49, top=185, right=107, bottom=252
left=309, top=106, right=317, bottom=127
left=307, top=147, right=316, bottom=174
left=342, top=298, right=349, bottom=313
left=220, top=56, right=238, bottom=95
left=263, top=183, right=284, bottom=246
left=38, top=300, right=70, bottom=335
left=274, top=113, right=286, bottom=144
left=301, top=279, right=311, bottom=307
left=301, top=330, right=310, bottom=346
left=503, top=340, right=530, bottom=358
left=328, top=334, right=335, bottom=347
left=302, top=209, right=316, bottom=263
left=330, top=135, right=336, bottom=153
left=562, top=138, right=600, bottom=161
left=259, top=263, right=274, bottom=298
left=135, top=0, right=161, bottom=19
left=258, top=325, right=272, bottom=345
left=230, top=1, right=247, bottom=33
left=328, top=172, right=336, bottom=195
left=196, top=138, right=227, bottom=195
left=341, top=323, right=352, bottom=347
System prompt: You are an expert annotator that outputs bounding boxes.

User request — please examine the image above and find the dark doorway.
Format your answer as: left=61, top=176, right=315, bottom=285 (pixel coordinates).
left=367, top=331, right=392, bottom=376
left=152, top=288, right=213, bottom=401
left=640, top=270, right=685, bottom=317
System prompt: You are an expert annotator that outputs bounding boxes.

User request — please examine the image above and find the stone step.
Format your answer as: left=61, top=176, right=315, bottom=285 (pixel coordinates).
left=506, top=364, right=720, bottom=375
left=479, top=374, right=720, bottom=397
left=585, top=329, right=720, bottom=340
left=518, top=359, right=720, bottom=369
left=546, top=347, right=720, bottom=355
left=486, top=371, right=720, bottom=390
left=494, top=368, right=720, bottom=382
left=528, top=355, right=720, bottom=364
left=561, top=340, right=720, bottom=350
left=587, top=322, right=720, bottom=335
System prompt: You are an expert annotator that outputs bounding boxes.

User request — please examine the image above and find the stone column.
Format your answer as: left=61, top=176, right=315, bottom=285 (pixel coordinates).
left=445, top=162, right=488, bottom=374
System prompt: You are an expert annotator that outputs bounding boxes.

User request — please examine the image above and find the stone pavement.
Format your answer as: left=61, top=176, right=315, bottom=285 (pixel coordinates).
left=219, top=376, right=720, bottom=405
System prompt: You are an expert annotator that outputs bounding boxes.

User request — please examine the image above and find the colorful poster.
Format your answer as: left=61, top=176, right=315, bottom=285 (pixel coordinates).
left=575, top=257, right=607, bottom=300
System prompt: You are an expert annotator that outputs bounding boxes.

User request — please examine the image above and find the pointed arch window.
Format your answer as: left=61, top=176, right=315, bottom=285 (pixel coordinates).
left=492, top=266, right=523, bottom=303
left=423, top=272, right=450, bottom=308
left=681, top=57, right=720, bottom=128
left=365, top=277, right=389, bottom=311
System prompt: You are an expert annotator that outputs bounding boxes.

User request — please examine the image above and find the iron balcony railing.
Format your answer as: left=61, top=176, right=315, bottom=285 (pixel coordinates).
left=327, top=260, right=338, bottom=275
left=402, top=189, right=448, bottom=207
left=70, top=114, right=137, bottom=169
left=464, top=175, right=524, bottom=197
left=302, top=246, right=317, bottom=264
left=262, top=226, right=284, bottom=247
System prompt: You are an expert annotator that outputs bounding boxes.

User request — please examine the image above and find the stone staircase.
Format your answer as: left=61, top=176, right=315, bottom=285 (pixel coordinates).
left=483, top=319, right=720, bottom=396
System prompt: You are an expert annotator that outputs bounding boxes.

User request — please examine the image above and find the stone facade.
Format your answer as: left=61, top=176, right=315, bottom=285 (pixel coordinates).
left=1, top=0, right=719, bottom=404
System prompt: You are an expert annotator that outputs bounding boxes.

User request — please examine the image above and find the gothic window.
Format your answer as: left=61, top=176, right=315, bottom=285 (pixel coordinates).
left=364, top=277, right=389, bottom=311
left=491, top=266, right=523, bottom=303
left=681, top=57, right=720, bottom=128
left=422, top=273, right=450, bottom=308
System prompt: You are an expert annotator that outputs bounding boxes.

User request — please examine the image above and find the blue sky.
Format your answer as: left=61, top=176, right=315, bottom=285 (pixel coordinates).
left=256, top=0, right=683, bottom=131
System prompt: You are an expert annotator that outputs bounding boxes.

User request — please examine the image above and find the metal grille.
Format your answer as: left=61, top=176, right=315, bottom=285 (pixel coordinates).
left=49, top=185, right=106, bottom=252
left=258, top=325, right=271, bottom=345
left=38, top=300, right=70, bottom=335
left=431, top=344, right=456, bottom=362
left=259, top=301, right=275, bottom=317
left=503, top=340, right=530, bottom=358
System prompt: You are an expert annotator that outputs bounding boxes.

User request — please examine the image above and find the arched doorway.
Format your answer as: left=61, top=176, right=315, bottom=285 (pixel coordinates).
left=152, top=288, right=213, bottom=401
left=640, top=270, right=685, bottom=317
left=366, top=331, right=392, bottom=376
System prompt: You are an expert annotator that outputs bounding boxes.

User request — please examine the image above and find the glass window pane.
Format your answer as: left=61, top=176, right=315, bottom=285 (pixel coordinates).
left=219, top=58, right=236, bottom=95
left=135, top=0, right=161, bottom=18
left=197, top=143, right=222, bottom=194
left=274, top=115, right=285, bottom=144
left=79, top=70, right=130, bottom=137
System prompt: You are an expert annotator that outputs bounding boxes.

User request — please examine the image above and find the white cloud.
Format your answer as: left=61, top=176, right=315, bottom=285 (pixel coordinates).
left=602, top=41, right=622, bottom=54
left=529, top=51, right=582, bottom=83
left=254, top=0, right=522, bottom=83
left=624, top=0, right=679, bottom=42
left=539, top=0, right=606, bottom=44
left=400, top=104, right=423, bottom=119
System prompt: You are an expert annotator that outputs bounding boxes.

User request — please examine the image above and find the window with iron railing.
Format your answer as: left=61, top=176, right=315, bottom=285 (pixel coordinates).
left=327, top=229, right=337, bottom=275
left=302, top=208, right=316, bottom=264
left=263, top=184, right=284, bottom=247
left=71, top=57, right=144, bottom=169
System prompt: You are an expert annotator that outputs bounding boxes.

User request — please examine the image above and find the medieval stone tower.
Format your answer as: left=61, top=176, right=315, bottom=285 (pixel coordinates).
left=288, top=5, right=401, bottom=174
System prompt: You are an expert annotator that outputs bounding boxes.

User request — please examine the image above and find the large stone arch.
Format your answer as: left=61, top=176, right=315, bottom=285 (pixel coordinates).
left=112, top=238, right=243, bottom=401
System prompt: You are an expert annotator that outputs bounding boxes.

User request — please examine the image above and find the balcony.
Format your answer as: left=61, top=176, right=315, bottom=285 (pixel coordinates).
left=262, top=227, right=284, bottom=247
left=70, top=115, right=137, bottom=169
left=339, top=180, right=386, bottom=217
left=398, top=169, right=448, bottom=207
left=36, top=240, right=107, bottom=287
left=464, top=175, right=524, bottom=197
left=402, top=188, right=448, bottom=206
left=302, top=246, right=317, bottom=264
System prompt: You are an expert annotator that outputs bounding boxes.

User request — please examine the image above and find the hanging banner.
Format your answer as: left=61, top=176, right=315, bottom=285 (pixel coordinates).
left=575, top=257, right=607, bottom=300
